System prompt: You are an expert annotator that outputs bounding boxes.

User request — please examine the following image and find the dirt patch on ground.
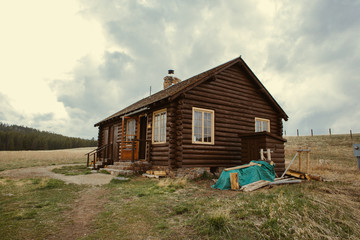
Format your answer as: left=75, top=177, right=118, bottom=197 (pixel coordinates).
left=54, top=187, right=108, bottom=239
left=0, top=165, right=114, bottom=239
left=0, top=164, right=114, bottom=185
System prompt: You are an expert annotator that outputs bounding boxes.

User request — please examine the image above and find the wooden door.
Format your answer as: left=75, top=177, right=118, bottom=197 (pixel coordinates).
left=138, top=116, right=147, bottom=160
left=121, top=117, right=139, bottom=160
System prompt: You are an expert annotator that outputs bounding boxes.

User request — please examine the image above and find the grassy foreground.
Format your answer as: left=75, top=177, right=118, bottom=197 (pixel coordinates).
left=0, top=135, right=359, bottom=239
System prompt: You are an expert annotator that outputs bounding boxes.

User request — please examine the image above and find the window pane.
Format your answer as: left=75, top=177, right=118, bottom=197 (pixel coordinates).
left=194, top=111, right=202, bottom=141
left=160, top=112, right=166, bottom=142
left=126, top=119, right=136, bottom=141
left=204, top=112, right=212, bottom=142
left=255, top=120, right=261, bottom=132
left=262, top=121, right=268, bottom=131
left=153, top=111, right=166, bottom=143
left=193, top=109, right=213, bottom=143
left=255, top=119, right=270, bottom=132
left=154, top=114, right=159, bottom=142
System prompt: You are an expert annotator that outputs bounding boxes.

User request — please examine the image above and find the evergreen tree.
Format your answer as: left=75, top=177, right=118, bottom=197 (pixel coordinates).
left=0, top=122, right=97, bottom=150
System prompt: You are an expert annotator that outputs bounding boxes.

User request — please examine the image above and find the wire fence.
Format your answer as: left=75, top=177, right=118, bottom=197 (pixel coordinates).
left=284, top=128, right=357, bottom=139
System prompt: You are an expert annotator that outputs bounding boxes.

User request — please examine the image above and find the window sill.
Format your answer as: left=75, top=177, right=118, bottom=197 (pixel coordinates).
left=192, top=141, right=214, bottom=145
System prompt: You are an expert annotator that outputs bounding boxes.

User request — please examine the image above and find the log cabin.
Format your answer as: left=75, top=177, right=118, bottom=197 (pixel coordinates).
left=90, top=56, right=288, bottom=176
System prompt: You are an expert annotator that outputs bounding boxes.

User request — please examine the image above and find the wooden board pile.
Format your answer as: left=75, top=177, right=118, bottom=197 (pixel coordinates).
left=285, top=169, right=323, bottom=181
left=229, top=170, right=323, bottom=192
left=142, top=170, right=167, bottom=179
left=239, top=177, right=303, bottom=192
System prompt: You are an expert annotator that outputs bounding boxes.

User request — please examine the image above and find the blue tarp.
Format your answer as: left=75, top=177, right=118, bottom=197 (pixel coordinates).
left=211, top=161, right=275, bottom=190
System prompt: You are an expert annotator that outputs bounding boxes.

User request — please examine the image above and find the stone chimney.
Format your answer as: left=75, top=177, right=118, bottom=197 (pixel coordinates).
left=163, top=69, right=181, bottom=89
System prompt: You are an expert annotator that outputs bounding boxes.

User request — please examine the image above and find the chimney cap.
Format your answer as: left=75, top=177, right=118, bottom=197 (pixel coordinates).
left=168, top=69, right=174, bottom=74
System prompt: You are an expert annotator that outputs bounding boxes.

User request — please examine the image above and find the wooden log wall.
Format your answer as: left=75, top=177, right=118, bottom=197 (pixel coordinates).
left=98, top=126, right=104, bottom=148
left=148, top=105, right=170, bottom=167
left=180, top=64, right=284, bottom=168
left=175, top=98, right=184, bottom=168
left=97, top=121, right=122, bottom=162
left=240, top=133, right=285, bottom=175
left=241, top=136, right=266, bottom=163
left=167, top=102, right=177, bottom=169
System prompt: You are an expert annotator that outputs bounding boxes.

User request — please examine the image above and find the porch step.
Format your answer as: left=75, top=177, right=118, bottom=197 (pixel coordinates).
left=114, top=161, right=133, bottom=166
left=105, top=165, right=133, bottom=170
left=100, top=168, right=134, bottom=176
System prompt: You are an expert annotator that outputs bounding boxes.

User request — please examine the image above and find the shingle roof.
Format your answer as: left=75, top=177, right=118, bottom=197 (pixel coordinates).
left=95, top=56, right=288, bottom=126
left=94, top=57, right=240, bottom=126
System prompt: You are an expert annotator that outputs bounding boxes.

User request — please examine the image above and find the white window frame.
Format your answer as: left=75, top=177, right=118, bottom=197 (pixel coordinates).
left=255, top=117, right=270, bottom=132
left=152, top=108, right=167, bottom=144
left=192, top=107, right=215, bottom=145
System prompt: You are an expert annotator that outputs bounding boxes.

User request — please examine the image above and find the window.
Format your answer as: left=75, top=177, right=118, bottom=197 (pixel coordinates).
left=192, top=107, right=214, bottom=144
left=153, top=109, right=167, bottom=143
left=255, top=117, right=270, bottom=132
left=126, top=119, right=136, bottom=141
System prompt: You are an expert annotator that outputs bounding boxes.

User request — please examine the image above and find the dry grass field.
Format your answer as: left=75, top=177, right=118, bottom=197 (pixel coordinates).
left=285, top=134, right=360, bottom=182
left=0, top=136, right=359, bottom=239
left=0, top=147, right=95, bottom=171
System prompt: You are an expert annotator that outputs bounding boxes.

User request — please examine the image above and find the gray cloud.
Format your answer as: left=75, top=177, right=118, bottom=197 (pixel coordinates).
left=262, top=1, right=360, bottom=135
left=47, top=0, right=360, bottom=138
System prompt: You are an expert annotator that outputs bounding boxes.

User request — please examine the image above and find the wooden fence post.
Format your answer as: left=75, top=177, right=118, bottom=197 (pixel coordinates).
left=298, top=151, right=302, bottom=172
left=311, top=129, right=313, bottom=136
left=297, top=129, right=299, bottom=136
left=329, top=128, right=332, bottom=137
left=350, top=130, right=353, bottom=139
left=306, top=151, right=310, bottom=173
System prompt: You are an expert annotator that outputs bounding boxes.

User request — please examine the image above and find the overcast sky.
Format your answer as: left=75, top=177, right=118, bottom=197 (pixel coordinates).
left=1, top=0, right=359, bottom=139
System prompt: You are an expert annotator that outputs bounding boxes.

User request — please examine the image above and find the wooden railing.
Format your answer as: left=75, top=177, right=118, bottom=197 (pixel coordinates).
left=85, top=143, right=112, bottom=169
left=87, top=139, right=151, bottom=168
left=118, top=139, right=151, bottom=162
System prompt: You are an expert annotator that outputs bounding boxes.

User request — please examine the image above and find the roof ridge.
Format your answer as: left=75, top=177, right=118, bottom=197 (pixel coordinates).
left=95, top=57, right=242, bottom=126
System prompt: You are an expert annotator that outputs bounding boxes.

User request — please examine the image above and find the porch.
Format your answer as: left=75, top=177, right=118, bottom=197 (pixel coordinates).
left=86, top=114, right=151, bottom=170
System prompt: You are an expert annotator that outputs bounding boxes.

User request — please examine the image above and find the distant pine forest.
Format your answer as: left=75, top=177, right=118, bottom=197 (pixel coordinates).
left=0, top=123, right=97, bottom=150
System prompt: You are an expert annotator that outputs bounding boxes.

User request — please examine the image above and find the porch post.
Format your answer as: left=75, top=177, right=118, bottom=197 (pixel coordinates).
left=121, top=116, right=125, bottom=161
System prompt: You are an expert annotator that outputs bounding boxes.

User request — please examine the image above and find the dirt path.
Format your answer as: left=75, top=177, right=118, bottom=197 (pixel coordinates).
left=49, top=187, right=109, bottom=240
left=0, top=164, right=114, bottom=185
left=0, top=165, right=114, bottom=239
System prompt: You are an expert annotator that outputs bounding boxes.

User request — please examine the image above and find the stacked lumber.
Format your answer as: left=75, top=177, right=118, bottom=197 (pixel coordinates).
left=285, top=169, right=323, bottom=181
left=142, top=170, right=167, bottom=179
left=239, top=177, right=303, bottom=192
left=240, top=180, right=270, bottom=192
left=269, top=178, right=302, bottom=185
